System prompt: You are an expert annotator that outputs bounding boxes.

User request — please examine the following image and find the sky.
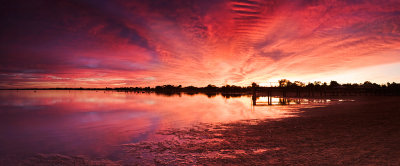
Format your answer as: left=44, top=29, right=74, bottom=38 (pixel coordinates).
left=0, top=0, right=399, bottom=88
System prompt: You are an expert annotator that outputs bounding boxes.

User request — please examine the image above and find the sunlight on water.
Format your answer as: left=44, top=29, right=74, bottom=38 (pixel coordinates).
left=0, top=90, right=332, bottom=159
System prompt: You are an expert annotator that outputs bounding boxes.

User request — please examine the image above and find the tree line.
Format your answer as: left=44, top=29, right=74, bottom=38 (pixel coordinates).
left=4, top=79, right=400, bottom=96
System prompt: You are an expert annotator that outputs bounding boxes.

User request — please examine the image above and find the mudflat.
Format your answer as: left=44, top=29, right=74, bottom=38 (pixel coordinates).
left=126, top=96, right=400, bottom=165
left=9, top=96, right=400, bottom=165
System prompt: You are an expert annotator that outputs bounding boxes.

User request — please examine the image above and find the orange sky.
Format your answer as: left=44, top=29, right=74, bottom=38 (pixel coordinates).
left=1, top=0, right=400, bottom=88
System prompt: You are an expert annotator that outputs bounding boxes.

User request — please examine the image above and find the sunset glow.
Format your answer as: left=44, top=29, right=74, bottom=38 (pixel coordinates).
left=1, top=0, right=400, bottom=88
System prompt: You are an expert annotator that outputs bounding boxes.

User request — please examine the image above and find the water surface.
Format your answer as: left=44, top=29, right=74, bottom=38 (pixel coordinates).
left=0, top=90, right=331, bottom=160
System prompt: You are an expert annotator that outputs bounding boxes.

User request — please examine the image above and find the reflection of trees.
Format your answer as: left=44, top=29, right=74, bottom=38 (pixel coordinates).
left=205, top=92, right=217, bottom=98
left=222, top=93, right=243, bottom=99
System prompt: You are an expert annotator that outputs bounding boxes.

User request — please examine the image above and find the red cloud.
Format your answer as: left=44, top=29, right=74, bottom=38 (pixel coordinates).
left=1, top=0, right=399, bottom=88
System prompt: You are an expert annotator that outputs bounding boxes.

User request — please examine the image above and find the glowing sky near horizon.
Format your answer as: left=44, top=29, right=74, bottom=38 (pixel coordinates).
left=0, top=0, right=400, bottom=88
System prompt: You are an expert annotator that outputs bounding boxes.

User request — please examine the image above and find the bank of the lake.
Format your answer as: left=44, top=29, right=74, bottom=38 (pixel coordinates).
left=3, top=95, right=399, bottom=165
left=125, top=96, right=400, bottom=165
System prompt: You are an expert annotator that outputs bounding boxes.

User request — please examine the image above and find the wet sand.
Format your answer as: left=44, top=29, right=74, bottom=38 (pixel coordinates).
left=5, top=96, right=400, bottom=165
left=126, top=96, right=400, bottom=165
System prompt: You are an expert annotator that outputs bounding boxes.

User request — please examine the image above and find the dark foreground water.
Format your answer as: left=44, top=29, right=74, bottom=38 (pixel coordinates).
left=0, top=90, right=333, bottom=163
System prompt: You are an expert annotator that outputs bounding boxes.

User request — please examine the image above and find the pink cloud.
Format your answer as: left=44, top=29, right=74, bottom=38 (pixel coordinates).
left=1, top=0, right=400, bottom=88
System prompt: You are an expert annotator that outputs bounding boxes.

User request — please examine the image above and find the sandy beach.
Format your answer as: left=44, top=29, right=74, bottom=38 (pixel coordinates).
left=124, top=96, right=400, bottom=165
left=5, top=96, right=400, bottom=165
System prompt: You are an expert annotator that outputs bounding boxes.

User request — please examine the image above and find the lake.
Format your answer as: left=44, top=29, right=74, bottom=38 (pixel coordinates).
left=0, top=90, right=332, bottom=162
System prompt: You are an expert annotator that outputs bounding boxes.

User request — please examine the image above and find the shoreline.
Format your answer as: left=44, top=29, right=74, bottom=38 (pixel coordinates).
left=4, top=96, right=400, bottom=165
left=124, top=96, right=400, bottom=165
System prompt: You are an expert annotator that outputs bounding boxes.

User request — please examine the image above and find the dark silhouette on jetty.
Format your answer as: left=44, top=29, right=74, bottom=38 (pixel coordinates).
left=3, top=80, right=400, bottom=97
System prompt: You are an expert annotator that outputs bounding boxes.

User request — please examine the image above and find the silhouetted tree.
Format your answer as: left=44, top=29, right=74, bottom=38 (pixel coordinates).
left=26, top=79, right=400, bottom=97
left=294, top=81, right=305, bottom=87
left=205, top=84, right=217, bottom=91
left=329, top=81, right=340, bottom=87
left=252, top=82, right=259, bottom=88
left=278, top=79, right=290, bottom=87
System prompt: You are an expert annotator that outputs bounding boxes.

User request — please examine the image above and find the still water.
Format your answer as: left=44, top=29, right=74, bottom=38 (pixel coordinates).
left=0, top=90, right=330, bottom=160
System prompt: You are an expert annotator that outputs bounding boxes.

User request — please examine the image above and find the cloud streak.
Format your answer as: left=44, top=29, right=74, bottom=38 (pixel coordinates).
left=0, top=0, right=399, bottom=88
